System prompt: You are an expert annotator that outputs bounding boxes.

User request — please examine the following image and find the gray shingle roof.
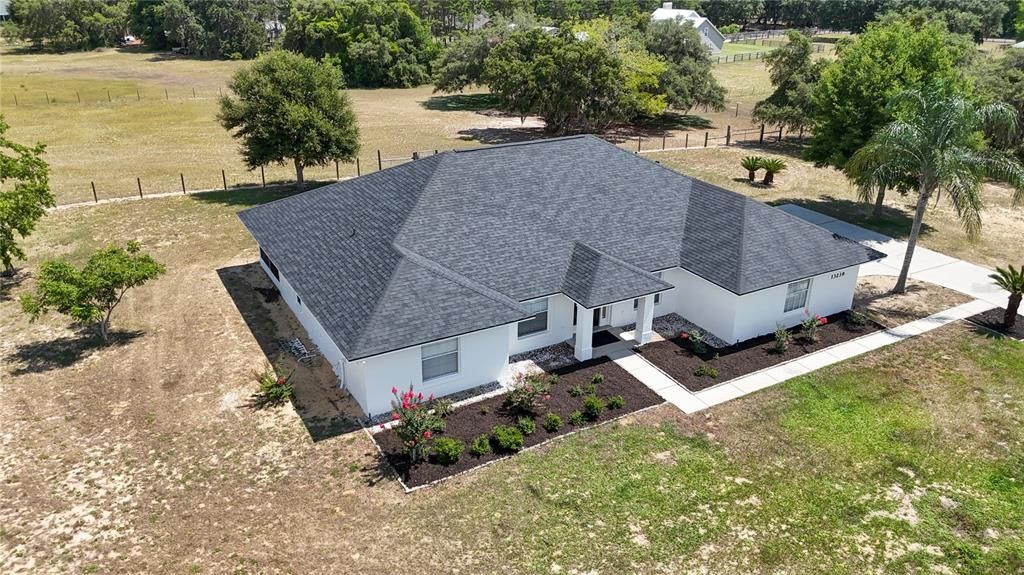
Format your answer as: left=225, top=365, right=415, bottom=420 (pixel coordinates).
left=239, top=135, right=882, bottom=360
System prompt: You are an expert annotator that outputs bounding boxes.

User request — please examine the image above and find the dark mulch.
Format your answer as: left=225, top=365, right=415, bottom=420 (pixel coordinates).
left=374, top=358, right=663, bottom=488
left=635, top=311, right=881, bottom=392
left=592, top=329, right=620, bottom=347
left=966, top=307, right=1024, bottom=340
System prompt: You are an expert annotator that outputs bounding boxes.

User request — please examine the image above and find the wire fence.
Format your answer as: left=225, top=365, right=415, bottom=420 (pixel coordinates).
left=714, top=41, right=834, bottom=65
left=54, top=125, right=806, bottom=208
left=1, top=84, right=232, bottom=108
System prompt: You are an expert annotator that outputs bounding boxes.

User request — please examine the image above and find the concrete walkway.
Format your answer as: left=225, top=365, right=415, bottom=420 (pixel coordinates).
left=612, top=299, right=996, bottom=414
left=776, top=204, right=1013, bottom=308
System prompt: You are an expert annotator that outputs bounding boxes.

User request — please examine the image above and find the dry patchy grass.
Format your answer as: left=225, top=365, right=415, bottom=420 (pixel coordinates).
left=854, top=276, right=973, bottom=328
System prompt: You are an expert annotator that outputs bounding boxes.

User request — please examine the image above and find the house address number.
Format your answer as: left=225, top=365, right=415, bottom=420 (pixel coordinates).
left=830, top=271, right=846, bottom=279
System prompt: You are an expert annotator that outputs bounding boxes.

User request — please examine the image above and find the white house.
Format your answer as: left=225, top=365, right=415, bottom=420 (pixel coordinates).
left=651, top=2, right=725, bottom=53
left=239, top=136, right=881, bottom=417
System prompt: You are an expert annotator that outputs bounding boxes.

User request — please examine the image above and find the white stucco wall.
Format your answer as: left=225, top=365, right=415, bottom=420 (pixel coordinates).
left=508, top=293, right=576, bottom=355
left=664, top=267, right=739, bottom=343
left=347, top=324, right=513, bottom=417
left=732, top=265, right=860, bottom=343
left=260, top=257, right=348, bottom=383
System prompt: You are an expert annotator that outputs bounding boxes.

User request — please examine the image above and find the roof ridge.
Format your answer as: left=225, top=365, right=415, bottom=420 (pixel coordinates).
left=393, top=244, right=528, bottom=312
left=571, top=241, right=673, bottom=287
left=452, top=135, right=589, bottom=154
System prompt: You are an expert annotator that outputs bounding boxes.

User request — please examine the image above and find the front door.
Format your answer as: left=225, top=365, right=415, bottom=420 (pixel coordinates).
left=593, top=306, right=609, bottom=327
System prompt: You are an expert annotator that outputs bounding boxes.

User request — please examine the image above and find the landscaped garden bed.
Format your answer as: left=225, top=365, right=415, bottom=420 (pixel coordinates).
left=967, top=308, right=1024, bottom=340
left=373, top=358, right=663, bottom=488
left=636, top=311, right=882, bottom=392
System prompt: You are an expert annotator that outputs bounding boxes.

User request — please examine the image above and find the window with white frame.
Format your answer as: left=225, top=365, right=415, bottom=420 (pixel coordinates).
left=784, top=279, right=811, bottom=313
left=421, top=338, right=459, bottom=381
left=517, top=297, right=549, bottom=338
left=654, top=272, right=663, bottom=304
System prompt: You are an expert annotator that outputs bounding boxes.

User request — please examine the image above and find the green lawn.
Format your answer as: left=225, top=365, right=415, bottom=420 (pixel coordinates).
left=437, top=325, right=1024, bottom=574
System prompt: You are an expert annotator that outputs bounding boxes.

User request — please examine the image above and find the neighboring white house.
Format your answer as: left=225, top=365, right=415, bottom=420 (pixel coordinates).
left=651, top=2, right=725, bottom=53
left=239, top=136, right=882, bottom=417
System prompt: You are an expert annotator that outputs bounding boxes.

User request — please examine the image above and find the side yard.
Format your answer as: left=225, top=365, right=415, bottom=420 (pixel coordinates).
left=1, top=195, right=1022, bottom=574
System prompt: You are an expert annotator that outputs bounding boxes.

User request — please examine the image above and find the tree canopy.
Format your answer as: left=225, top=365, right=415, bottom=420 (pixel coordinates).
left=0, top=117, right=52, bottom=276
left=645, top=19, right=725, bottom=114
left=284, top=0, right=438, bottom=88
left=218, top=50, right=360, bottom=185
left=127, top=0, right=279, bottom=59
left=751, top=30, right=825, bottom=132
left=806, top=18, right=971, bottom=169
left=7, top=0, right=128, bottom=51
left=21, top=241, right=166, bottom=342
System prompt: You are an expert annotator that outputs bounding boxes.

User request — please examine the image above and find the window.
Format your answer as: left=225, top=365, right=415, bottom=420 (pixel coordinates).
left=517, top=297, right=549, bottom=338
left=297, top=296, right=302, bottom=306
left=654, top=272, right=663, bottom=305
left=259, top=247, right=280, bottom=281
left=422, top=338, right=458, bottom=381
left=784, top=279, right=811, bottom=313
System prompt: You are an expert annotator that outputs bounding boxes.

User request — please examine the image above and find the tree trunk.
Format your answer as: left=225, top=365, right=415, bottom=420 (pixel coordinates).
left=894, top=186, right=931, bottom=294
left=294, top=159, right=305, bottom=188
left=1, top=262, right=14, bottom=277
left=98, top=318, right=110, bottom=344
left=747, top=169, right=755, bottom=182
left=872, top=184, right=887, bottom=217
left=1006, top=293, right=1021, bottom=330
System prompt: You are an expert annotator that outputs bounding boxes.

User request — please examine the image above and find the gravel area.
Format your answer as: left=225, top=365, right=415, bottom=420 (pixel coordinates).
left=623, top=313, right=730, bottom=348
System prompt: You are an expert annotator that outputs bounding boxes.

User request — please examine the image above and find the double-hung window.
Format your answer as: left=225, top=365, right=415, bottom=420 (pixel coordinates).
left=421, top=338, right=459, bottom=381
left=784, top=279, right=811, bottom=313
left=518, top=297, right=549, bottom=338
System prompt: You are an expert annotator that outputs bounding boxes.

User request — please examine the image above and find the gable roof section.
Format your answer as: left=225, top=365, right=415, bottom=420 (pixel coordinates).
left=239, top=135, right=882, bottom=360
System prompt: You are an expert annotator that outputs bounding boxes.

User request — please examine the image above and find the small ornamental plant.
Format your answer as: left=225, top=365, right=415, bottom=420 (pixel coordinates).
left=582, top=395, right=605, bottom=421
left=254, top=365, right=294, bottom=405
left=431, top=438, right=464, bottom=466
left=693, top=365, right=719, bottom=378
left=591, top=373, right=605, bottom=384
left=503, top=372, right=552, bottom=415
left=800, top=314, right=828, bottom=343
left=517, top=416, right=536, bottom=436
left=387, top=385, right=444, bottom=463
left=432, top=398, right=455, bottom=418
left=607, top=395, right=625, bottom=409
left=568, top=384, right=585, bottom=397
left=543, top=412, right=563, bottom=432
left=491, top=425, right=524, bottom=452
left=568, top=410, right=585, bottom=426
left=681, top=329, right=708, bottom=354
left=470, top=434, right=491, bottom=457
left=773, top=326, right=792, bottom=354
left=845, top=309, right=869, bottom=329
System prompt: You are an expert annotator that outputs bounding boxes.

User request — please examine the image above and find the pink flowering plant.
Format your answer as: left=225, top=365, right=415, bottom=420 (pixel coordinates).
left=387, top=385, right=444, bottom=462
left=253, top=364, right=293, bottom=406
left=800, top=314, right=828, bottom=343
left=503, top=372, right=552, bottom=415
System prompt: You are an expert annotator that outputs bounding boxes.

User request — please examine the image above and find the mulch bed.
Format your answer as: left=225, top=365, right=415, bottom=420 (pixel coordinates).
left=966, top=307, right=1024, bottom=340
left=374, top=357, right=663, bottom=488
left=635, top=311, right=882, bottom=392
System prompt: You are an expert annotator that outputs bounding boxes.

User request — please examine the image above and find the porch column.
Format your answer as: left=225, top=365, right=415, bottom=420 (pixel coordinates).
left=635, top=294, right=655, bottom=345
left=574, top=302, right=593, bottom=361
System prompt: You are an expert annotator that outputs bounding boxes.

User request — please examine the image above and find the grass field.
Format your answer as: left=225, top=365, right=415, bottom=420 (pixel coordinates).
left=1, top=189, right=1022, bottom=573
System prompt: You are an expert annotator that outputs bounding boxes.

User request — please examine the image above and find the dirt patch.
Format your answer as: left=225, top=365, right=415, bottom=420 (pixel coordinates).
left=966, top=307, right=1024, bottom=340
left=374, top=358, right=663, bottom=488
left=854, top=276, right=973, bottom=328
left=636, top=311, right=881, bottom=392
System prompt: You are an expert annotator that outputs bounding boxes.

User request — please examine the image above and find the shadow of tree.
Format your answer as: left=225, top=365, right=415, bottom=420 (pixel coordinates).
left=188, top=187, right=302, bottom=208
left=6, top=330, right=144, bottom=375
left=730, top=140, right=812, bottom=161
left=456, top=126, right=550, bottom=145
left=768, top=196, right=928, bottom=241
left=421, top=93, right=499, bottom=112
left=0, top=271, right=27, bottom=303
left=217, top=262, right=363, bottom=441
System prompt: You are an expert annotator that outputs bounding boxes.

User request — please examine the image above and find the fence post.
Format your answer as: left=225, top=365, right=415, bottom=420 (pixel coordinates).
left=45, top=91, right=50, bottom=104
left=13, top=94, right=17, bottom=107
left=662, top=134, right=666, bottom=150
left=356, top=157, right=361, bottom=176
left=261, top=165, right=266, bottom=187
left=193, top=87, right=197, bottom=99
left=180, top=173, right=186, bottom=194
left=137, top=177, right=143, bottom=198
left=222, top=169, right=227, bottom=190
left=726, top=125, right=731, bottom=146
left=685, top=133, right=688, bottom=148
left=76, top=91, right=81, bottom=104
left=136, top=88, right=140, bottom=101
left=91, top=181, right=98, bottom=203
left=377, top=150, right=382, bottom=171
left=165, top=88, right=169, bottom=100
left=735, top=103, right=739, bottom=117
left=107, top=89, right=111, bottom=102
left=335, top=160, right=340, bottom=180
left=637, top=136, right=642, bottom=153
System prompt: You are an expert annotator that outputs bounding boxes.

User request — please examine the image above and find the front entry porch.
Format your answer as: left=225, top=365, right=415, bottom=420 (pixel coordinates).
left=571, top=295, right=655, bottom=361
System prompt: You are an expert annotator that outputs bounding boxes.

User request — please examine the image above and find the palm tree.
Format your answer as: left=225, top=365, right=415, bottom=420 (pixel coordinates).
left=990, top=265, right=1023, bottom=330
left=761, top=158, right=787, bottom=185
left=741, top=156, right=764, bottom=182
left=847, top=88, right=1024, bottom=294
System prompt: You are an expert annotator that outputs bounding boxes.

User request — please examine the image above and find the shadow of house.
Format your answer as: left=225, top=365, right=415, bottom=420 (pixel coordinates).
left=421, top=93, right=500, bottom=112
left=217, top=262, right=363, bottom=441
left=767, top=196, right=929, bottom=241
left=6, top=330, right=143, bottom=376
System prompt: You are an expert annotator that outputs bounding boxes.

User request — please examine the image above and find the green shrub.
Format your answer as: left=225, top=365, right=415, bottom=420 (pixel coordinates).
left=517, top=416, right=536, bottom=435
left=591, top=372, right=605, bottom=384
left=773, top=326, right=791, bottom=354
left=432, top=398, right=455, bottom=418
left=582, top=395, right=605, bottom=420
left=503, top=372, right=552, bottom=414
left=846, top=309, right=869, bottom=328
left=568, top=410, right=585, bottom=426
left=431, top=437, right=464, bottom=465
left=683, top=329, right=709, bottom=354
left=480, top=406, right=490, bottom=415
left=469, top=434, right=491, bottom=457
left=254, top=365, right=293, bottom=404
left=568, top=384, right=585, bottom=397
left=543, top=412, right=563, bottom=432
left=801, top=314, right=827, bottom=343
left=693, top=365, right=719, bottom=378
left=491, top=425, right=524, bottom=452
left=548, top=374, right=560, bottom=385
left=607, top=395, right=624, bottom=409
